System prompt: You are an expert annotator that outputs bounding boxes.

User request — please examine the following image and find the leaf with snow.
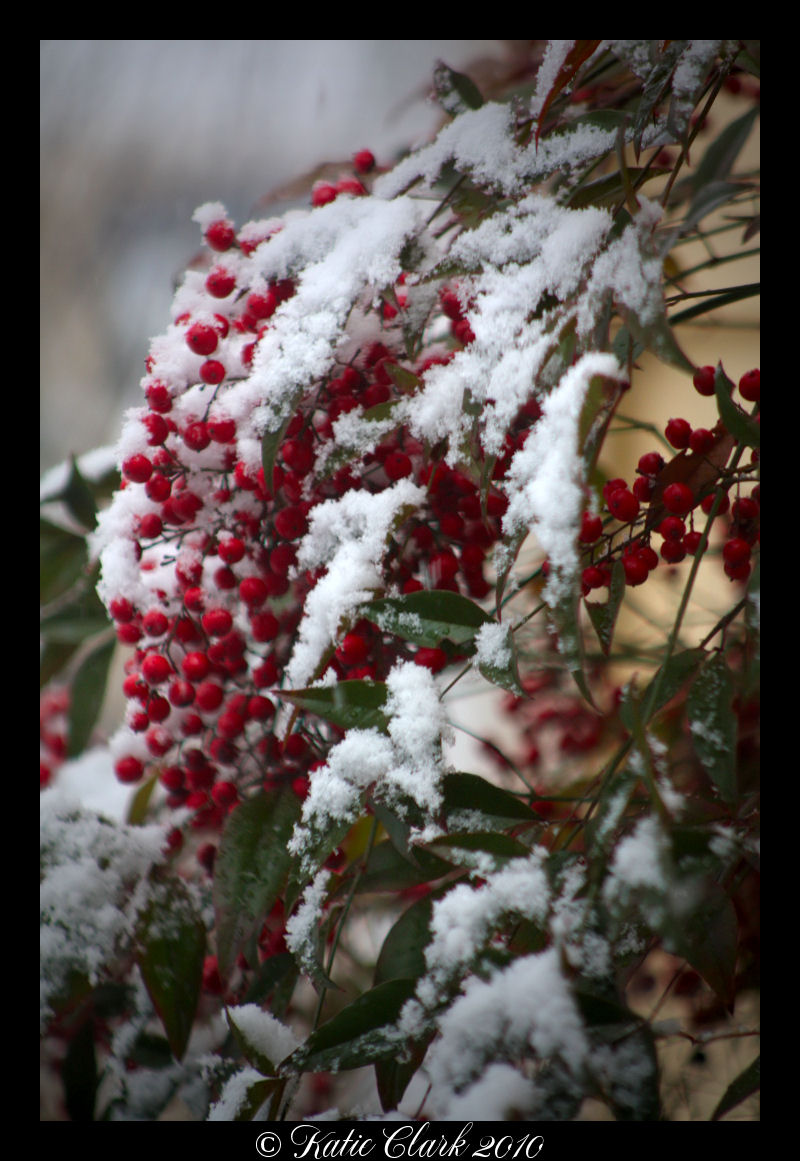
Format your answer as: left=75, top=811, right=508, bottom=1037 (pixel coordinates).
left=359, top=589, right=493, bottom=649
left=284, top=978, right=419, bottom=1075
left=472, top=620, right=524, bottom=696
left=135, top=872, right=206, bottom=1061
left=687, top=652, right=738, bottom=804
left=213, top=790, right=302, bottom=979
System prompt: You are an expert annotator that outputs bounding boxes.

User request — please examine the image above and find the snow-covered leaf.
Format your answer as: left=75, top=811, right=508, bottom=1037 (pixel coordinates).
left=135, top=872, right=206, bottom=1061
left=284, top=978, right=418, bottom=1074
left=213, top=790, right=302, bottom=978
left=280, top=680, right=389, bottom=732
left=359, top=589, right=493, bottom=648
left=687, top=651, right=738, bottom=803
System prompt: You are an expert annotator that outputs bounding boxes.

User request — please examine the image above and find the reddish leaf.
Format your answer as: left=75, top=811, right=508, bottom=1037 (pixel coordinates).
left=536, top=41, right=603, bottom=144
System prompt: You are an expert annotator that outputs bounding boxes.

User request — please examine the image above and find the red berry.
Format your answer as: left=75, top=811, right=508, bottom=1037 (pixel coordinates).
left=239, top=576, right=269, bottom=607
left=218, top=537, right=246, bottom=565
left=208, top=416, right=237, bottom=443
left=274, top=505, right=308, bottom=541
left=582, top=565, right=605, bottom=591
left=110, top=597, right=136, bottom=623
left=414, top=647, right=448, bottom=673
left=662, top=483, right=695, bottom=516
left=186, top=323, right=219, bottom=356
left=353, top=149, right=376, bottom=174
left=202, top=608, right=233, bottom=637
left=146, top=472, right=172, bottom=502
left=205, top=267, right=237, bottom=298
left=665, top=417, right=692, bottom=450
left=658, top=516, right=686, bottom=542
left=689, top=427, right=715, bottom=455
left=602, top=478, right=628, bottom=503
left=200, top=359, right=226, bottom=385
left=142, top=413, right=170, bottom=446
left=122, top=454, right=153, bottom=484
left=684, top=530, right=704, bottom=555
left=384, top=451, right=413, bottom=481
left=247, top=695, right=275, bottom=721
left=141, top=653, right=172, bottom=685
left=142, top=609, right=169, bottom=637
left=195, top=681, right=224, bottom=712
left=114, top=756, right=144, bottom=784
left=182, top=651, right=210, bottom=681
left=183, top=420, right=211, bottom=451
left=738, top=368, right=760, bottom=403
left=312, top=182, right=338, bottom=207
left=578, top=512, right=603, bottom=544
left=205, top=220, right=235, bottom=252
left=660, top=539, right=686, bottom=564
left=336, top=632, right=370, bottom=667
left=217, top=710, right=245, bottom=739
left=632, top=476, right=655, bottom=503
left=607, top=489, right=640, bottom=523
left=637, top=452, right=664, bottom=477
left=622, top=553, right=649, bottom=586
left=692, top=365, right=716, bottom=396
left=168, top=679, right=195, bottom=708
left=146, top=381, right=172, bottom=412
left=723, top=537, right=752, bottom=566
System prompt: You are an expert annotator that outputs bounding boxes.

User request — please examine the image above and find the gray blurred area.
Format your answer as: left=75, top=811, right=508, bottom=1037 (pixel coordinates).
left=40, top=40, right=510, bottom=474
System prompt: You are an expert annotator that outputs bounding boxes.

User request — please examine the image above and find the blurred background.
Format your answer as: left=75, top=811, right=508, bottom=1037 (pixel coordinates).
left=40, top=40, right=517, bottom=475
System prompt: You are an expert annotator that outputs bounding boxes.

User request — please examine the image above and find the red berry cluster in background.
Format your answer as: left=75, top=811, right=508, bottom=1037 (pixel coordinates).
left=575, top=365, right=760, bottom=596
left=40, top=686, right=70, bottom=789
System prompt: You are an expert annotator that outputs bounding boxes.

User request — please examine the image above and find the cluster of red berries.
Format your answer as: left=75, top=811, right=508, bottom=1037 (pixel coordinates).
left=100, top=155, right=526, bottom=871
left=576, top=365, right=759, bottom=594
left=40, top=686, right=70, bottom=789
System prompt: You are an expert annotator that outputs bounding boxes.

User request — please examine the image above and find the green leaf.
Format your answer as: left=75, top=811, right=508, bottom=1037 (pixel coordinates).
left=426, top=831, right=531, bottom=869
left=284, top=978, right=418, bottom=1073
left=383, top=363, right=422, bottom=396
left=261, top=412, right=294, bottom=495
left=40, top=517, right=88, bottom=605
left=586, top=559, right=626, bottom=657
left=285, top=809, right=356, bottom=914
left=687, top=652, right=738, bottom=804
left=637, top=646, right=707, bottom=726
left=669, top=282, right=760, bottom=328
left=213, top=790, right=302, bottom=978
left=630, top=41, right=688, bottom=157
left=690, top=106, right=759, bottom=192
left=432, top=61, right=484, bottom=116
left=711, top=1054, right=760, bottom=1121
left=670, top=878, right=738, bottom=1010
left=227, top=1008, right=283, bottom=1076
left=62, top=1015, right=99, bottom=1121
left=567, top=166, right=670, bottom=211
left=375, top=893, right=434, bottom=986
left=135, top=873, right=206, bottom=1061
left=67, top=635, right=116, bottom=757
left=714, top=362, right=760, bottom=449
left=359, top=590, right=493, bottom=649
left=280, top=680, right=389, bottom=733
left=126, top=771, right=160, bottom=826
left=441, top=771, right=535, bottom=827
left=219, top=1074, right=283, bottom=1121
left=475, top=621, right=525, bottom=696
left=550, top=583, right=597, bottom=709
left=346, top=839, right=451, bottom=895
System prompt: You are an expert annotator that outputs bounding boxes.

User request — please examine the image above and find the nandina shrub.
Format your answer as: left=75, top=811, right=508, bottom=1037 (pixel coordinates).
left=40, top=41, right=759, bottom=1122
